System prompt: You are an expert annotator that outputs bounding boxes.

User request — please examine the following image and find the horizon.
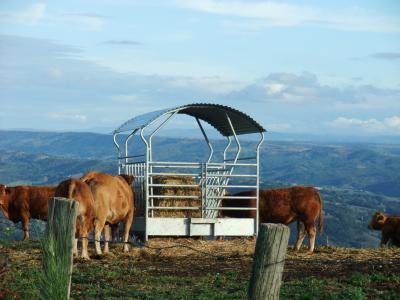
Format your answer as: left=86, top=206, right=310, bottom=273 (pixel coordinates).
left=0, top=1, right=399, bottom=137
left=1, top=127, right=400, bottom=145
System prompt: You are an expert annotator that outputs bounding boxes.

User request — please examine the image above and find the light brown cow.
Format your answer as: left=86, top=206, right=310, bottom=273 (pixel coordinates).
left=0, top=184, right=55, bottom=240
left=81, top=171, right=134, bottom=254
left=55, top=178, right=95, bottom=259
left=368, top=211, right=400, bottom=247
left=221, top=186, right=323, bottom=253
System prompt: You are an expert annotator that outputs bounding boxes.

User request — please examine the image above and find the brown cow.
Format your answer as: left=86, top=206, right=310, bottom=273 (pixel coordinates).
left=109, top=174, right=134, bottom=242
left=368, top=211, right=400, bottom=247
left=221, top=186, right=323, bottom=253
left=0, top=184, right=55, bottom=240
left=55, top=178, right=95, bottom=259
left=81, top=171, right=134, bottom=254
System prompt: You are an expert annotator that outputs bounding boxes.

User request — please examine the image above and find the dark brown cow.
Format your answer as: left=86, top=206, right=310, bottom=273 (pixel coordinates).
left=81, top=171, right=134, bottom=254
left=221, top=186, right=323, bottom=253
left=0, top=184, right=55, bottom=240
left=368, top=211, right=400, bottom=247
left=55, top=178, right=95, bottom=259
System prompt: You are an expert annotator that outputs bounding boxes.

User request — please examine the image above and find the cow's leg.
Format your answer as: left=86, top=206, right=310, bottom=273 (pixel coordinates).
left=80, top=215, right=90, bottom=260
left=104, top=224, right=110, bottom=253
left=122, top=212, right=134, bottom=252
left=295, top=221, right=306, bottom=251
left=94, top=218, right=105, bottom=255
left=111, top=224, right=119, bottom=242
left=21, top=216, right=29, bottom=240
left=380, top=233, right=390, bottom=247
left=74, top=221, right=80, bottom=257
left=305, top=222, right=317, bottom=253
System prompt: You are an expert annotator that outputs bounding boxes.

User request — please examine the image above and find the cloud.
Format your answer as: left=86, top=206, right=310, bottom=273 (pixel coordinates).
left=103, top=40, right=141, bottom=46
left=166, top=76, right=247, bottom=94
left=175, top=0, right=317, bottom=26
left=0, top=3, right=46, bottom=25
left=49, top=113, right=88, bottom=122
left=226, top=72, right=400, bottom=108
left=111, top=94, right=138, bottom=103
left=1, top=35, right=399, bottom=135
left=62, top=13, right=106, bottom=31
left=329, top=116, right=400, bottom=133
left=174, top=0, right=400, bottom=32
left=371, top=52, right=400, bottom=61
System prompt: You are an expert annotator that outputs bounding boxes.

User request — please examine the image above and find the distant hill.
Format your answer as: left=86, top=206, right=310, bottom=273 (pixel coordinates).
left=0, top=130, right=399, bottom=247
left=0, top=150, right=115, bottom=186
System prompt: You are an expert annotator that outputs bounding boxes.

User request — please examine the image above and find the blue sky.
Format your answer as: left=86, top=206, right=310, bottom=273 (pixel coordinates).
left=0, top=0, right=399, bottom=137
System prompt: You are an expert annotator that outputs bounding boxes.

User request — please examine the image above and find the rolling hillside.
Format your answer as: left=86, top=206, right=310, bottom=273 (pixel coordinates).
left=0, top=130, right=399, bottom=247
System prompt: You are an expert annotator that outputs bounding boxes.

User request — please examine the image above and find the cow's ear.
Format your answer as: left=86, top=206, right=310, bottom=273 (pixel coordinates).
left=377, top=214, right=385, bottom=222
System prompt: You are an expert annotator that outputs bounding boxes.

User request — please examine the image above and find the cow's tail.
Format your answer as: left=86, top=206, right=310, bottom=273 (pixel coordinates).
left=317, top=191, right=324, bottom=233
left=68, top=180, right=77, bottom=199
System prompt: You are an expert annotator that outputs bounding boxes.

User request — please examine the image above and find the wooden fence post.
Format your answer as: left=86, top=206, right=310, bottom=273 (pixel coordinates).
left=248, top=223, right=290, bottom=300
left=41, top=197, right=78, bottom=300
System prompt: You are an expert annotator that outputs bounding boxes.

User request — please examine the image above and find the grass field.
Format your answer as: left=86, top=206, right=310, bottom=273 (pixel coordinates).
left=1, top=238, right=399, bottom=299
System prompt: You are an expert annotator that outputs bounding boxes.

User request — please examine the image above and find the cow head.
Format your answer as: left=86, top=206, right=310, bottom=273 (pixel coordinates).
left=119, top=174, right=134, bottom=185
left=0, top=184, right=10, bottom=219
left=368, top=211, right=387, bottom=230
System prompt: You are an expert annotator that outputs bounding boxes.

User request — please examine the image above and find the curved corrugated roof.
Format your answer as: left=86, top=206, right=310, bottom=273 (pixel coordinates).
left=114, top=103, right=266, bottom=136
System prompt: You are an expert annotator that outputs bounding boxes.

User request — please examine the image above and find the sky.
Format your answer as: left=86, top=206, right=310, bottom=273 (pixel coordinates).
left=0, top=0, right=399, bottom=138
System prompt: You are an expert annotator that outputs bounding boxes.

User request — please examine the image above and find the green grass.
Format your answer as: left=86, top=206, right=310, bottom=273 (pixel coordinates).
left=1, top=240, right=399, bottom=300
left=280, top=274, right=400, bottom=300
left=3, top=264, right=399, bottom=300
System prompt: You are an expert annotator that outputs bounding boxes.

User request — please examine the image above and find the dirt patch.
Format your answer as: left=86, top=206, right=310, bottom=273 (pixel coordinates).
left=76, top=238, right=400, bottom=281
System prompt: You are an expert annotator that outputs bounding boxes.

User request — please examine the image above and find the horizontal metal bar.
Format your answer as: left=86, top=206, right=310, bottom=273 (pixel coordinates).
left=152, top=165, right=224, bottom=170
left=208, top=195, right=257, bottom=199
left=118, top=154, right=145, bottom=159
left=148, top=195, right=200, bottom=199
left=207, top=162, right=257, bottom=167
left=148, top=184, right=199, bottom=188
left=224, top=156, right=256, bottom=162
left=149, top=206, right=200, bottom=210
left=150, top=161, right=202, bottom=165
left=124, top=161, right=146, bottom=165
left=149, top=172, right=200, bottom=177
left=203, top=174, right=258, bottom=178
left=148, top=206, right=256, bottom=211
left=151, top=165, right=201, bottom=169
left=205, top=185, right=257, bottom=189
left=205, top=207, right=257, bottom=211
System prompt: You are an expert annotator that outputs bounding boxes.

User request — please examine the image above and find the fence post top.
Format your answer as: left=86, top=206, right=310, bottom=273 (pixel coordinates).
left=49, top=197, right=80, bottom=208
left=259, top=223, right=290, bottom=230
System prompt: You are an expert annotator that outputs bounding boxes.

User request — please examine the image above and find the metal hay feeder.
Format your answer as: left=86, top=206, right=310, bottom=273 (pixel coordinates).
left=113, top=103, right=265, bottom=240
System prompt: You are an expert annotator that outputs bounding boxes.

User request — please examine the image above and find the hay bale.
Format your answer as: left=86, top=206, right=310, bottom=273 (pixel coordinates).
left=151, top=175, right=201, bottom=217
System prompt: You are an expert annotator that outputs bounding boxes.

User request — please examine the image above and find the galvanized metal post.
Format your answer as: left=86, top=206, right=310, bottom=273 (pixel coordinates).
left=124, top=130, right=137, bottom=167
left=196, top=117, right=214, bottom=163
left=255, top=132, right=264, bottom=235
left=226, top=114, right=241, bottom=164
left=113, top=133, right=121, bottom=174
left=140, top=128, right=150, bottom=241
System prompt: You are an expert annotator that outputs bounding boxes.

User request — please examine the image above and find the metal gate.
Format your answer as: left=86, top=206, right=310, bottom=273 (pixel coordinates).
left=113, top=104, right=265, bottom=240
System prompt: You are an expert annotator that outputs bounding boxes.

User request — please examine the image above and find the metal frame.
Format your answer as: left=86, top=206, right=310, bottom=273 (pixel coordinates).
left=113, top=104, right=265, bottom=240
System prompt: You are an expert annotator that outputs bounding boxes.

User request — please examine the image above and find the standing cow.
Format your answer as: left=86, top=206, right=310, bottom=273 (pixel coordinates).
left=0, top=184, right=55, bottom=240
left=81, top=171, right=134, bottom=254
left=55, top=178, right=95, bottom=259
left=221, top=186, right=323, bottom=253
left=368, top=211, right=400, bottom=247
